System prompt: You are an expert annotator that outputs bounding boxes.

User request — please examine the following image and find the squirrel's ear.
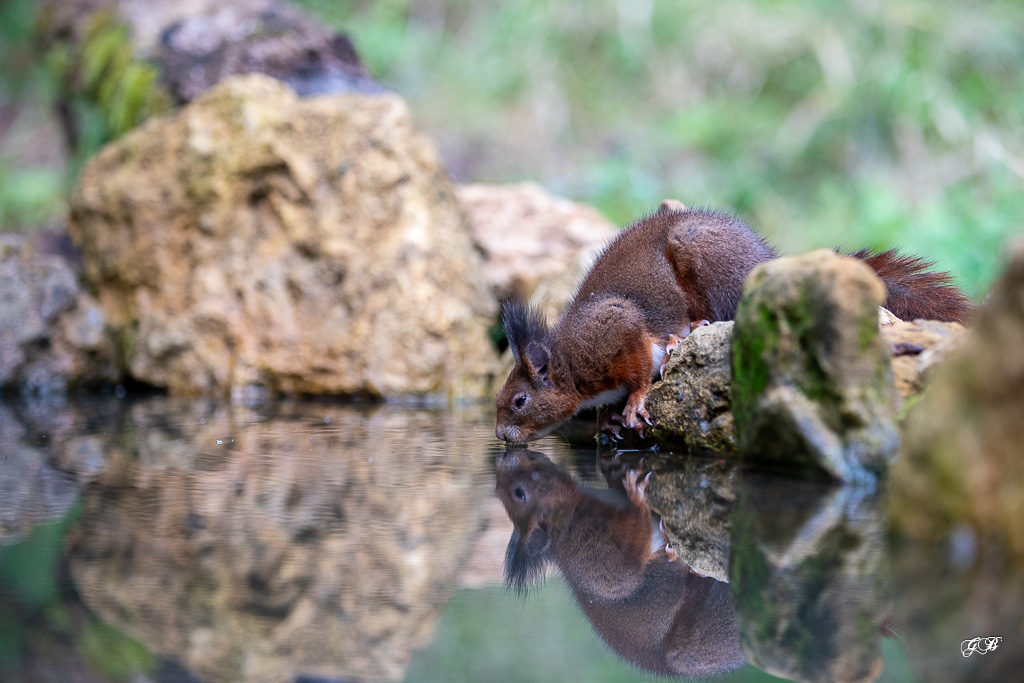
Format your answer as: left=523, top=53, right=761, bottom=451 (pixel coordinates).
left=525, top=341, right=552, bottom=388
left=658, top=198, right=687, bottom=213
left=504, top=526, right=550, bottom=594
left=502, top=296, right=549, bottom=364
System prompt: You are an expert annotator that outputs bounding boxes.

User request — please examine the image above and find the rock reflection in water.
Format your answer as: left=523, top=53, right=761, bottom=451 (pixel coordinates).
left=641, top=456, right=736, bottom=583
left=56, top=399, right=495, bottom=683
left=0, top=406, right=83, bottom=544
left=494, top=449, right=744, bottom=678
left=729, top=475, right=889, bottom=683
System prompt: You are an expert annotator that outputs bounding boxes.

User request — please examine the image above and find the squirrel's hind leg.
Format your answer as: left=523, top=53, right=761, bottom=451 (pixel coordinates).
left=599, top=405, right=626, bottom=441
left=660, top=334, right=681, bottom=379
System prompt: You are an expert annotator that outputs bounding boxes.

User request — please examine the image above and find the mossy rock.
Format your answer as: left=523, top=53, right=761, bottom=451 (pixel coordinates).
left=731, top=249, right=898, bottom=482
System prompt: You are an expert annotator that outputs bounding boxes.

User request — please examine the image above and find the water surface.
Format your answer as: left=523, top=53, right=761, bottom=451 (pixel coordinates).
left=0, top=397, right=1012, bottom=682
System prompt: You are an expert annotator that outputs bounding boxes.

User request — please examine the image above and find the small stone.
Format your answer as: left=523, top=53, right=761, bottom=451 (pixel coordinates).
left=646, top=322, right=736, bottom=452
left=879, top=318, right=965, bottom=402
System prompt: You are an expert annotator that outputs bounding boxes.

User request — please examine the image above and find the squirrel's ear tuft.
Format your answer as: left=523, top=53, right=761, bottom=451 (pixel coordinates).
left=504, top=526, right=549, bottom=595
left=502, top=295, right=549, bottom=364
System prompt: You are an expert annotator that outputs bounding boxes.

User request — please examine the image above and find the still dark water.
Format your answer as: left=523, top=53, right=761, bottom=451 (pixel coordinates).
left=0, top=397, right=1010, bottom=682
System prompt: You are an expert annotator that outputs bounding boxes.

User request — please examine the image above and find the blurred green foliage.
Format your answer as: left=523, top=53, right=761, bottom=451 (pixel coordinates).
left=297, top=0, right=1024, bottom=297
left=0, top=0, right=66, bottom=230
left=0, top=163, right=65, bottom=229
left=0, top=0, right=168, bottom=232
left=0, top=511, right=76, bottom=613
left=79, top=617, right=156, bottom=681
left=3, top=0, right=1023, bottom=296
left=45, top=10, right=171, bottom=168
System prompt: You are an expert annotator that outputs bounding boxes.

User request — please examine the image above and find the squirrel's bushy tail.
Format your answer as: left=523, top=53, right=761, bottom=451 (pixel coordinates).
left=850, top=249, right=973, bottom=324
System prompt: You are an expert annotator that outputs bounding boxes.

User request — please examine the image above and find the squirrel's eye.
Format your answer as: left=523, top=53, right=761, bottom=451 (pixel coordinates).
left=513, top=394, right=527, bottom=409
left=514, top=486, right=528, bottom=502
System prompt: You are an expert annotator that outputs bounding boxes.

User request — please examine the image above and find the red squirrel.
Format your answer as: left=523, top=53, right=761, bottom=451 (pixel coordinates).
left=496, top=449, right=743, bottom=677
left=495, top=201, right=972, bottom=443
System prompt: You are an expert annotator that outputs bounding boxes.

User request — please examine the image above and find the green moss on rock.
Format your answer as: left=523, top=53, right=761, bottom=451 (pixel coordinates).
left=42, top=9, right=171, bottom=171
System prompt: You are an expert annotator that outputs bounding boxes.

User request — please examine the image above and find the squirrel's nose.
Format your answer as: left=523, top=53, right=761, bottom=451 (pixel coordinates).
left=496, top=425, right=521, bottom=442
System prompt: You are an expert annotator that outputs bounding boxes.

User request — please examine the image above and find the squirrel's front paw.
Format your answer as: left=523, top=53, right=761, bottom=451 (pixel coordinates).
left=623, top=469, right=652, bottom=506
left=622, top=402, right=653, bottom=437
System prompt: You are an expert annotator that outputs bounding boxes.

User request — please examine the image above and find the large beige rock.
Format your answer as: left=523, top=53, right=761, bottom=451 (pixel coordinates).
left=457, top=181, right=616, bottom=323
left=69, top=75, right=499, bottom=397
left=0, top=235, right=118, bottom=393
left=892, top=240, right=1024, bottom=559
left=730, top=250, right=899, bottom=482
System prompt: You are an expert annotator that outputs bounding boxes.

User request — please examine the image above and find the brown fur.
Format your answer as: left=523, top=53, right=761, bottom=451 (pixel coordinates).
left=495, top=205, right=972, bottom=443
left=495, top=450, right=744, bottom=677
left=850, top=249, right=973, bottom=324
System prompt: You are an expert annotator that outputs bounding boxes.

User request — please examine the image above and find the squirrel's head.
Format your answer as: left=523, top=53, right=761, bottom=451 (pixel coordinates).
left=495, top=449, right=579, bottom=592
left=495, top=297, right=579, bottom=443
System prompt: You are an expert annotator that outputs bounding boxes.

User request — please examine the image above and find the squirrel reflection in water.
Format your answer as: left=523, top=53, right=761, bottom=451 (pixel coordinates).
left=495, top=450, right=744, bottom=678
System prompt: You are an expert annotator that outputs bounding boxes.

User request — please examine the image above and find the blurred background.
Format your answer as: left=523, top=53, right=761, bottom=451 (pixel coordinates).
left=2, top=0, right=1023, bottom=295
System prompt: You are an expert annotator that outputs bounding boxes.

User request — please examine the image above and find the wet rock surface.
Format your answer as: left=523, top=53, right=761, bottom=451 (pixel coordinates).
left=892, top=240, right=1024, bottom=559
left=457, top=181, right=616, bottom=325
left=646, top=322, right=736, bottom=452
left=69, top=75, right=500, bottom=398
left=730, top=250, right=899, bottom=482
left=644, top=456, right=736, bottom=581
left=0, top=235, right=119, bottom=395
left=729, top=475, right=889, bottom=683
